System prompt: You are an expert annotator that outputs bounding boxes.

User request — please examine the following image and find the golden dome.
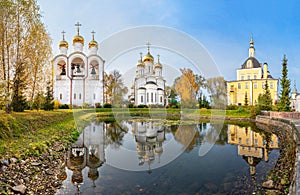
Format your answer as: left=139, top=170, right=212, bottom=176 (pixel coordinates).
left=59, top=40, right=68, bottom=49
left=154, top=61, right=162, bottom=69
left=73, top=35, right=84, bottom=45
left=88, top=40, right=98, bottom=49
left=143, top=52, right=154, bottom=62
left=154, top=54, right=162, bottom=68
left=137, top=59, right=145, bottom=67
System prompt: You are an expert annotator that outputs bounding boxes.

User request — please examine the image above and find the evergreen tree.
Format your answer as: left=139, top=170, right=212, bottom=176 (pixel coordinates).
left=258, top=80, right=272, bottom=110
left=278, top=55, right=291, bottom=111
left=33, top=91, right=45, bottom=111
left=11, top=61, right=27, bottom=112
left=244, top=92, right=248, bottom=106
left=44, top=82, right=54, bottom=111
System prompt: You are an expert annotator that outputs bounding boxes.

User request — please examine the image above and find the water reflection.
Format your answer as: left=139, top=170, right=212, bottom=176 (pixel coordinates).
left=57, top=121, right=279, bottom=194
left=65, top=122, right=105, bottom=190
left=227, top=125, right=279, bottom=176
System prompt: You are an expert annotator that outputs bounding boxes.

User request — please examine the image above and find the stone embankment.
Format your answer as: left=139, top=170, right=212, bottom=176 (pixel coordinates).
left=256, top=112, right=300, bottom=195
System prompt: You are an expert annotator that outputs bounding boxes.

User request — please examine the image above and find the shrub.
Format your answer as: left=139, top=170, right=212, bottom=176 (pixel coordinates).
left=137, top=104, right=148, bottom=108
left=53, top=100, right=60, bottom=110
left=103, top=103, right=112, bottom=108
left=250, top=106, right=261, bottom=119
left=82, top=103, right=91, bottom=108
left=59, top=104, right=70, bottom=109
left=128, top=103, right=134, bottom=108
left=226, top=104, right=238, bottom=110
left=95, top=103, right=102, bottom=108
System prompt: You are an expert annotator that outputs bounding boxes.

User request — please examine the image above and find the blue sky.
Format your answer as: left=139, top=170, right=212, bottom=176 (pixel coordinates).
left=38, top=0, right=300, bottom=88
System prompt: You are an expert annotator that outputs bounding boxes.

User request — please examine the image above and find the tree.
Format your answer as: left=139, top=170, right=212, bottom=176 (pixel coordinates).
left=174, top=68, right=205, bottom=108
left=258, top=80, right=272, bottom=111
left=206, top=76, right=227, bottom=109
left=104, top=70, right=128, bottom=105
left=244, top=92, right=248, bottom=106
left=165, top=85, right=178, bottom=107
left=44, top=82, right=54, bottom=111
left=32, top=91, right=45, bottom=111
left=0, top=0, right=52, bottom=113
left=278, top=55, right=291, bottom=111
left=11, top=61, right=27, bottom=112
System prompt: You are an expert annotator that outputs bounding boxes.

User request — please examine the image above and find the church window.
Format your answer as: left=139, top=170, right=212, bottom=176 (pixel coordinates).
left=141, top=95, right=143, bottom=103
left=147, top=93, right=149, bottom=102
left=74, top=93, right=76, bottom=99
left=255, top=139, right=258, bottom=145
left=160, top=96, right=163, bottom=103
left=60, top=94, right=62, bottom=100
left=247, top=75, right=250, bottom=80
left=238, top=83, right=241, bottom=89
left=246, top=138, right=249, bottom=144
left=148, top=66, right=150, bottom=73
left=247, top=61, right=251, bottom=68
left=238, top=137, right=242, bottom=143
left=270, top=82, right=273, bottom=89
left=79, top=93, right=81, bottom=100
left=93, top=94, right=96, bottom=99
left=262, top=82, right=265, bottom=89
left=248, top=147, right=251, bottom=151
left=151, top=93, right=153, bottom=102
left=254, top=83, right=257, bottom=89
left=254, top=75, right=257, bottom=79
left=155, top=93, right=157, bottom=102
left=245, top=83, right=248, bottom=89
left=241, top=76, right=244, bottom=80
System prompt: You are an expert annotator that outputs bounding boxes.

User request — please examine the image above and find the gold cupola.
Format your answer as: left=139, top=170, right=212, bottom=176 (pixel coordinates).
left=73, top=22, right=84, bottom=45
left=137, top=52, right=145, bottom=67
left=154, top=54, right=162, bottom=69
left=88, top=31, right=98, bottom=49
left=59, top=31, right=68, bottom=48
left=143, top=42, right=154, bottom=62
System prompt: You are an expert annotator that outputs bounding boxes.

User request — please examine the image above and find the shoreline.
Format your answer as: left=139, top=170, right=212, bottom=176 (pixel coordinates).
left=0, top=113, right=295, bottom=194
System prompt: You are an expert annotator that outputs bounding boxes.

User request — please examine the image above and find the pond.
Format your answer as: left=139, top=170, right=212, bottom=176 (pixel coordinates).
left=56, top=120, right=279, bottom=194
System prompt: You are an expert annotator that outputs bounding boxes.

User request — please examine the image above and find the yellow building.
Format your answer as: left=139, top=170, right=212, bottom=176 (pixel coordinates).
left=228, top=125, right=278, bottom=175
left=227, top=38, right=278, bottom=105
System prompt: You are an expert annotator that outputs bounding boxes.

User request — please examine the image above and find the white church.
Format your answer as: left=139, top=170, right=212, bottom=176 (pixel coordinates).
left=53, top=22, right=104, bottom=106
left=128, top=44, right=166, bottom=106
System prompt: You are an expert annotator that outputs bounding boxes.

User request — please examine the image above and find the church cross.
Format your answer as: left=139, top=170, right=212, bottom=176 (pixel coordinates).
left=140, top=52, right=143, bottom=60
left=157, top=54, right=160, bottom=62
left=61, top=30, right=66, bottom=40
left=146, top=41, right=151, bottom=53
left=91, top=30, right=96, bottom=40
left=75, top=22, right=82, bottom=35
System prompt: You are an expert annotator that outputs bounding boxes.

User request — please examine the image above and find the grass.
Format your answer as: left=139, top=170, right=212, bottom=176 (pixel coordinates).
left=0, top=110, right=87, bottom=158
left=0, top=107, right=251, bottom=158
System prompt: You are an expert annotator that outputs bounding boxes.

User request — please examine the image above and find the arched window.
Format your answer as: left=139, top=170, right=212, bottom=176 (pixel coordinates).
left=79, top=93, right=82, bottom=100
left=141, top=95, right=143, bottom=103
left=60, top=94, right=62, bottom=100
left=160, top=96, right=163, bottom=103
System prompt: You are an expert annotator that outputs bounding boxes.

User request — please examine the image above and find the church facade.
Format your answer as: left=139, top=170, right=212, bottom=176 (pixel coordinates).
left=128, top=45, right=166, bottom=106
left=290, top=81, right=300, bottom=112
left=227, top=38, right=278, bottom=106
left=52, top=23, right=104, bottom=107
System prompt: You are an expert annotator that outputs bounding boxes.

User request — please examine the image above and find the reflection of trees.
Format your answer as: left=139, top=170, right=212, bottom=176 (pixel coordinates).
left=173, top=124, right=197, bottom=152
left=105, top=122, right=128, bottom=149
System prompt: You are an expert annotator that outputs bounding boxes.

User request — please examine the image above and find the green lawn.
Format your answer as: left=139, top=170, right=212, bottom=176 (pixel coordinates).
left=0, top=107, right=250, bottom=158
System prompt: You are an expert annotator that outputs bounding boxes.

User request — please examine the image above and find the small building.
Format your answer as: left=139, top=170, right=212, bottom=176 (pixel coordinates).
left=52, top=23, right=104, bottom=107
left=290, top=81, right=300, bottom=112
left=227, top=38, right=278, bottom=106
left=128, top=43, right=166, bottom=106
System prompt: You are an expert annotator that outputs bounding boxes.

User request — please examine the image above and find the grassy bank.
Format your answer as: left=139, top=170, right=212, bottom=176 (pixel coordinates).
left=0, top=110, right=79, bottom=158
left=0, top=108, right=251, bottom=158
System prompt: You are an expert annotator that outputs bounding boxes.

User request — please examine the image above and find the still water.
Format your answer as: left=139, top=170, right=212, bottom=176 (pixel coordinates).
left=56, top=120, right=279, bottom=194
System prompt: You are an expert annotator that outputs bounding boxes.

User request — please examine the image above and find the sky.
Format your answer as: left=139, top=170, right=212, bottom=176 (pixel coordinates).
left=37, top=0, right=300, bottom=89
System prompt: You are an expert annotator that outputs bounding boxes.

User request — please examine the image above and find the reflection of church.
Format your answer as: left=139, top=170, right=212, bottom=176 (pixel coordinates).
left=52, top=22, right=104, bottom=106
left=228, top=125, right=278, bottom=175
left=65, top=122, right=105, bottom=186
left=132, top=121, right=165, bottom=173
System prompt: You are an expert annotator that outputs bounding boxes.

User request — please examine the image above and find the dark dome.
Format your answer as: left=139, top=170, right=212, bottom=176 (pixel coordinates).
left=241, top=57, right=261, bottom=69
left=146, top=81, right=157, bottom=85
